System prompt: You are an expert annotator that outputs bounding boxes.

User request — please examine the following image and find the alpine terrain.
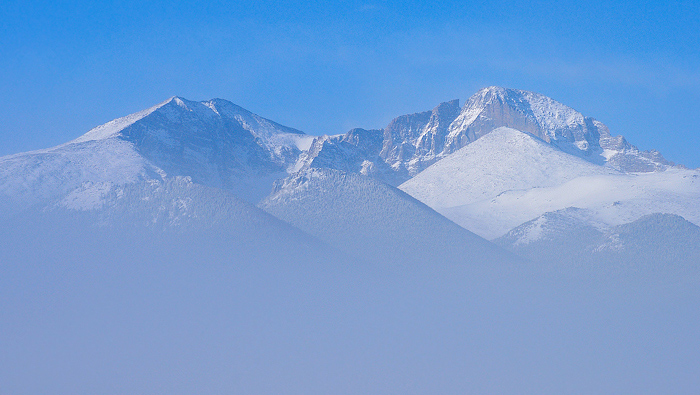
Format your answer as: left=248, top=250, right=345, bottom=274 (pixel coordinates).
left=1, top=87, right=698, bottom=265
left=2, top=87, right=700, bottom=394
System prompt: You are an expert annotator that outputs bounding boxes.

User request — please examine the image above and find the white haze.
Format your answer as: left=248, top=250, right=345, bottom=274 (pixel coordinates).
left=2, top=211, right=699, bottom=394
left=2, top=89, right=700, bottom=394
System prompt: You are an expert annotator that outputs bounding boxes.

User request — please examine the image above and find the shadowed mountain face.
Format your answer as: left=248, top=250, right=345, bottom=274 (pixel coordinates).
left=380, top=99, right=462, bottom=178
left=259, top=167, right=519, bottom=265
left=77, top=96, right=312, bottom=201
left=444, top=86, right=604, bottom=150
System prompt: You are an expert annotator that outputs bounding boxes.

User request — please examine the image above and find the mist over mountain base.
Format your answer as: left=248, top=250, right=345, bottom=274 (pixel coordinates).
left=2, top=87, right=699, bottom=393
left=2, top=216, right=699, bottom=394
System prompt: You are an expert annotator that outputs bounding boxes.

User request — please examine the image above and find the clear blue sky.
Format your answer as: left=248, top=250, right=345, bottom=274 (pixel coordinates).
left=2, top=0, right=699, bottom=167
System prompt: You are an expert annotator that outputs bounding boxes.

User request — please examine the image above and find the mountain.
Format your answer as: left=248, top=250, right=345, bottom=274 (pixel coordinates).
left=3, top=92, right=700, bottom=395
left=1, top=172, right=347, bottom=272
left=0, top=96, right=314, bottom=212
left=496, top=209, right=700, bottom=266
left=444, top=87, right=672, bottom=172
left=1, top=90, right=692, bottom=245
left=53, top=175, right=327, bottom=237
left=0, top=96, right=347, bottom=262
left=259, top=168, right=519, bottom=265
left=292, top=127, right=404, bottom=185
left=293, top=100, right=462, bottom=186
left=1, top=89, right=692, bottom=245
left=0, top=93, right=524, bottom=265
left=295, top=87, right=672, bottom=186
left=399, top=127, right=700, bottom=239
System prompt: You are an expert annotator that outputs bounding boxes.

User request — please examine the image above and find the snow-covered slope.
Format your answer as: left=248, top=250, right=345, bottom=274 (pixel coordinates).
left=0, top=97, right=314, bottom=212
left=259, top=168, right=518, bottom=265
left=496, top=210, right=700, bottom=266
left=399, top=127, right=700, bottom=239
left=458, top=167, right=700, bottom=239
left=401, top=127, right=615, bottom=208
left=78, top=96, right=313, bottom=201
left=0, top=138, right=159, bottom=215
left=63, top=176, right=324, bottom=236
left=3, top=175, right=331, bottom=254
left=74, top=96, right=311, bottom=156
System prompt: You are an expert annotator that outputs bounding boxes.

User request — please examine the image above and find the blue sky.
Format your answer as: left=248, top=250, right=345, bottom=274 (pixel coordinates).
left=2, top=0, right=699, bottom=167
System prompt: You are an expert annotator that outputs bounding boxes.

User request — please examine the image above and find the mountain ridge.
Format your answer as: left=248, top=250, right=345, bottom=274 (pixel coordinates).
left=296, top=86, right=675, bottom=187
left=0, top=96, right=314, bottom=206
left=1, top=87, right=694, bottom=253
left=259, top=167, right=519, bottom=265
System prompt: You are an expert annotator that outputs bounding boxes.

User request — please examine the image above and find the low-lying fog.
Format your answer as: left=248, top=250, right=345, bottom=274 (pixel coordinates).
left=2, top=215, right=698, bottom=394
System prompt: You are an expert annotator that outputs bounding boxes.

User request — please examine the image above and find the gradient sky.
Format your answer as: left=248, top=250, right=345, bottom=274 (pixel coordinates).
left=1, top=0, right=699, bottom=167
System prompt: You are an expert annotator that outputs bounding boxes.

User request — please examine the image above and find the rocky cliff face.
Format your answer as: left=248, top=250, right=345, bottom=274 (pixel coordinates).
left=380, top=99, right=461, bottom=176
left=297, top=87, right=673, bottom=185
left=445, top=87, right=605, bottom=154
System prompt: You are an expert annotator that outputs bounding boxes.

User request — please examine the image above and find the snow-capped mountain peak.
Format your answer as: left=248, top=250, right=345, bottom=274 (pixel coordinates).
left=72, top=96, right=178, bottom=143
left=74, top=96, right=307, bottom=152
left=294, top=87, right=674, bottom=187
left=446, top=86, right=608, bottom=161
left=0, top=96, right=315, bottom=210
left=1, top=89, right=690, bottom=242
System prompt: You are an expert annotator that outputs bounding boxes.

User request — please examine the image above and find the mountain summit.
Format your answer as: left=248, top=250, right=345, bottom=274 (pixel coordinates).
left=297, top=86, right=673, bottom=185
left=0, top=97, right=314, bottom=210
left=74, top=96, right=313, bottom=193
left=447, top=87, right=671, bottom=171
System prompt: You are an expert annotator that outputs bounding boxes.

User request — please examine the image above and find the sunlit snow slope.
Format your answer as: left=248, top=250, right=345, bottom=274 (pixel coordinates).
left=400, top=127, right=700, bottom=239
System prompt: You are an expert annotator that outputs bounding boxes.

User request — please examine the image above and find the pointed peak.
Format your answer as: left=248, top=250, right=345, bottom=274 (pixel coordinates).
left=478, top=86, right=509, bottom=96
left=163, top=96, right=213, bottom=111
left=465, top=86, right=574, bottom=113
left=71, top=97, right=186, bottom=143
left=474, top=86, right=549, bottom=101
left=162, top=95, right=188, bottom=106
left=172, top=96, right=186, bottom=107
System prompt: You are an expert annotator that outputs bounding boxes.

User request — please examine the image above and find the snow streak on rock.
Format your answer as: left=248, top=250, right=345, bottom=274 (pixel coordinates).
left=298, top=87, right=673, bottom=187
